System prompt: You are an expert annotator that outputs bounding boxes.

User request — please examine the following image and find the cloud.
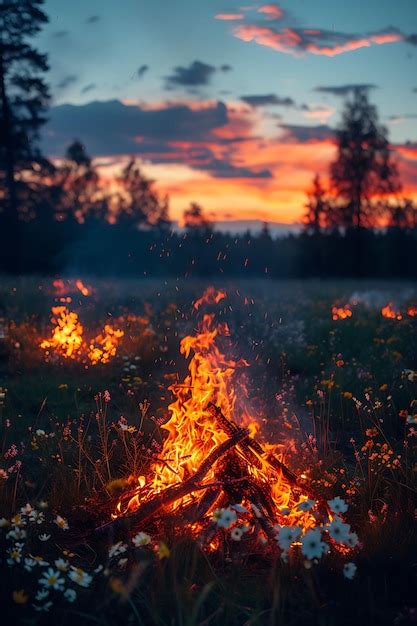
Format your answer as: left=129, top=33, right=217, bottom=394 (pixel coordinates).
left=56, top=75, right=78, bottom=90
left=165, top=60, right=217, bottom=89
left=387, top=114, right=417, bottom=124
left=137, top=65, right=149, bottom=79
left=214, top=12, right=244, bottom=21
left=43, top=99, right=228, bottom=154
left=86, top=15, right=100, bottom=24
left=201, top=158, right=272, bottom=178
left=81, top=83, right=96, bottom=94
left=241, top=93, right=296, bottom=107
left=314, top=83, right=378, bottom=96
left=303, top=104, right=335, bottom=121
left=42, top=99, right=276, bottom=180
left=230, top=21, right=411, bottom=56
left=279, top=124, right=335, bottom=142
left=257, top=4, right=284, bottom=20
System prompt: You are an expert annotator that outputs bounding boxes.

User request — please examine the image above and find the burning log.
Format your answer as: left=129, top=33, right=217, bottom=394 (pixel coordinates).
left=96, top=428, right=250, bottom=533
left=207, top=402, right=299, bottom=486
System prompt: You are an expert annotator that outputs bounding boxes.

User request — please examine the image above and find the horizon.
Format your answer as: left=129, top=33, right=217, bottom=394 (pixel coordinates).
left=36, top=0, right=417, bottom=224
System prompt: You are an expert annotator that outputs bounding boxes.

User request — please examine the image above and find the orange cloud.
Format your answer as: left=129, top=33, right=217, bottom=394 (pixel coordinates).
left=214, top=12, right=244, bottom=21
left=231, top=23, right=406, bottom=57
left=257, top=4, right=284, bottom=20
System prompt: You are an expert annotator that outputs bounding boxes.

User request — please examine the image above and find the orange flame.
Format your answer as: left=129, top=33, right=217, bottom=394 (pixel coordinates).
left=120, top=291, right=310, bottom=529
left=381, top=303, right=402, bottom=320
left=40, top=306, right=84, bottom=359
left=75, top=280, right=91, bottom=297
left=88, top=325, right=125, bottom=365
left=193, top=287, right=227, bottom=310
left=331, top=305, right=352, bottom=320
left=41, top=307, right=123, bottom=365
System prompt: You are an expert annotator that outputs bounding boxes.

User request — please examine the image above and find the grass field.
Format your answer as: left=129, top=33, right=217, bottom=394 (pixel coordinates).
left=1, top=276, right=417, bottom=625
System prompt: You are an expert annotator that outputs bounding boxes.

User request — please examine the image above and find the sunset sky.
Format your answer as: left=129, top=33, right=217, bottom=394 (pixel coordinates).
left=38, top=0, right=417, bottom=225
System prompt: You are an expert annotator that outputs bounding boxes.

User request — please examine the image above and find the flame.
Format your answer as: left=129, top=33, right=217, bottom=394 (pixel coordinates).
left=40, top=306, right=84, bottom=359
left=381, top=303, right=402, bottom=320
left=331, top=305, right=352, bottom=320
left=40, top=307, right=123, bottom=365
left=193, top=287, right=227, bottom=310
left=88, top=325, right=124, bottom=365
left=120, top=292, right=310, bottom=529
left=407, top=306, right=417, bottom=317
left=75, top=280, right=91, bottom=297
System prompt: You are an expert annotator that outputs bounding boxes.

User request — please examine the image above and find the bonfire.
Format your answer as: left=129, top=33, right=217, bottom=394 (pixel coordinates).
left=97, top=290, right=325, bottom=547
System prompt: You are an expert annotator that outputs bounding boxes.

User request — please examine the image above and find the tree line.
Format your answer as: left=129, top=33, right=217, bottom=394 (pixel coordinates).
left=1, top=0, right=416, bottom=278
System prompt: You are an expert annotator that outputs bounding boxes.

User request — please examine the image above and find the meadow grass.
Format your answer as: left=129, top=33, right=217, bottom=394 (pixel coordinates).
left=0, top=276, right=417, bottom=625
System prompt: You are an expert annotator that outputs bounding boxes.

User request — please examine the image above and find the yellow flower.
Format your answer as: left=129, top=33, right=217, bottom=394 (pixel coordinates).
left=13, top=590, right=28, bottom=604
left=342, top=391, right=353, bottom=399
left=156, top=541, right=170, bottom=560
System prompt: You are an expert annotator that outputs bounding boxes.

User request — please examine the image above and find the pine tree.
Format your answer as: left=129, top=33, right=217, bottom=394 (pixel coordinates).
left=330, top=89, right=400, bottom=230
left=303, top=174, right=329, bottom=234
left=0, top=0, right=50, bottom=223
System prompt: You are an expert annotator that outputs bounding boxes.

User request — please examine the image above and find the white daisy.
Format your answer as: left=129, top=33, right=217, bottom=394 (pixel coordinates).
left=132, top=532, right=151, bottom=547
left=230, top=527, right=243, bottom=541
left=108, top=541, right=127, bottom=559
left=276, top=525, right=301, bottom=551
left=64, top=588, right=77, bottom=602
left=40, top=568, right=65, bottom=590
left=301, top=528, right=327, bottom=560
left=296, top=499, right=316, bottom=512
left=54, top=558, right=69, bottom=571
left=68, top=567, right=93, bottom=588
left=213, top=508, right=237, bottom=528
left=35, top=589, right=50, bottom=601
left=327, top=497, right=348, bottom=514
left=327, top=516, right=351, bottom=545
left=343, top=562, right=357, bottom=579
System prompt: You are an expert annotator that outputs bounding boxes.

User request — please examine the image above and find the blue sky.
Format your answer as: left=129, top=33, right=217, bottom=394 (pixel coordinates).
left=37, top=0, right=417, bottom=222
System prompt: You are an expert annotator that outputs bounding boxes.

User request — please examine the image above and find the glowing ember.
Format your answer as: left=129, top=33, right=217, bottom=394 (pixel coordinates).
left=117, top=290, right=313, bottom=532
left=88, top=325, right=124, bottom=365
left=40, top=306, right=84, bottom=359
left=75, top=279, right=91, bottom=297
left=381, top=303, right=402, bottom=320
left=331, top=305, right=353, bottom=321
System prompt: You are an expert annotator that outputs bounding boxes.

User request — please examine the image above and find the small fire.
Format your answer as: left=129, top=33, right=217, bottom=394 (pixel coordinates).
left=381, top=304, right=402, bottom=320
left=331, top=305, right=353, bottom=321
left=41, top=307, right=123, bottom=365
left=75, top=280, right=91, bottom=297
left=40, top=306, right=84, bottom=359
left=88, top=325, right=124, bottom=365
left=407, top=306, right=417, bottom=317
left=118, top=289, right=312, bottom=531
left=193, top=287, right=227, bottom=310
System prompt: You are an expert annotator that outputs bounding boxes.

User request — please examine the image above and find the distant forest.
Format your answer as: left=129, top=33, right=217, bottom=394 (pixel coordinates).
left=1, top=1, right=416, bottom=278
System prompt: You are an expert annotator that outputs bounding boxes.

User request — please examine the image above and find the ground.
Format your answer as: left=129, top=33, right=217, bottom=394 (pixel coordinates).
left=0, top=277, right=417, bottom=625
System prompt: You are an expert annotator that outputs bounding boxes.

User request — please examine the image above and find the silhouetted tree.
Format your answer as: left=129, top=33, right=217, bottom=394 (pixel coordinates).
left=116, top=159, right=170, bottom=228
left=0, top=0, right=50, bottom=221
left=387, top=198, right=417, bottom=230
left=330, top=89, right=400, bottom=230
left=52, top=140, right=107, bottom=222
left=183, top=202, right=211, bottom=231
left=303, top=174, right=329, bottom=234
